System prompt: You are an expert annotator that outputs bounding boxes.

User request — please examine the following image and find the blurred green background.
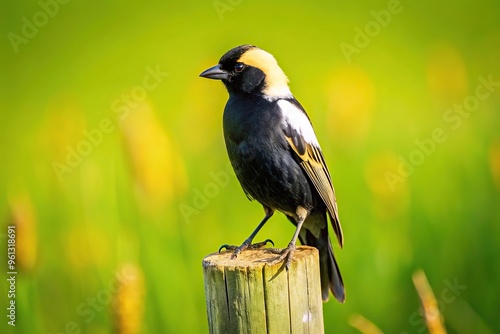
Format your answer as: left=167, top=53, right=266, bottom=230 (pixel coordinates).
left=1, top=0, right=499, bottom=333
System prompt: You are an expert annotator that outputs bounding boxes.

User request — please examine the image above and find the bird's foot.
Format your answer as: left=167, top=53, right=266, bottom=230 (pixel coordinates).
left=219, top=239, right=274, bottom=259
left=261, top=243, right=296, bottom=270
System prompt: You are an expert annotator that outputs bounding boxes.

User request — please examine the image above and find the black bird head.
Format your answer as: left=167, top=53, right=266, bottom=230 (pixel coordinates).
left=199, top=44, right=291, bottom=98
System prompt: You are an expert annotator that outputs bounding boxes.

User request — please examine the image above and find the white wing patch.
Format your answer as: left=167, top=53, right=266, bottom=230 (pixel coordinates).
left=278, top=99, right=320, bottom=147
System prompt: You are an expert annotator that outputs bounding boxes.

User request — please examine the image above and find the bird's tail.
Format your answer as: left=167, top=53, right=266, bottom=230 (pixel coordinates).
left=301, top=217, right=345, bottom=303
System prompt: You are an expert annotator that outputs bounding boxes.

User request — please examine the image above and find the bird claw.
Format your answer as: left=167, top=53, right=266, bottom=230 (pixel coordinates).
left=218, top=239, right=275, bottom=259
left=250, top=238, right=274, bottom=249
left=218, top=244, right=236, bottom=253
left=259, top=243, right=296, bottom=270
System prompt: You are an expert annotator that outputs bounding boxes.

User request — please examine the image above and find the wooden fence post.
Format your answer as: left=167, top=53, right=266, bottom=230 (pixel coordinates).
left=202, top=246, right=324, bottom=334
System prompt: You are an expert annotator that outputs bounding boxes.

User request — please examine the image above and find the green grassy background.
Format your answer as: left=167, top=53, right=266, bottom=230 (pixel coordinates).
left=1, top=0, right=499, bottom=333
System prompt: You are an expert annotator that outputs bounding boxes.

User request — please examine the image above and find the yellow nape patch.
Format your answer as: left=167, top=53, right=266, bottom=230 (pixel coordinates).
left=238, top=48, right=291, bottom=97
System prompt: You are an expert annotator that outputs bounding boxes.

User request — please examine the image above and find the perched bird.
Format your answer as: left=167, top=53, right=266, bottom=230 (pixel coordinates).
left=199, top=45, right=345, bottom=302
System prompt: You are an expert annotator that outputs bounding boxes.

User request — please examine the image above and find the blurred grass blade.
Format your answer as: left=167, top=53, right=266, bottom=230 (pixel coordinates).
left=120, top=100, right=187, bottom=214
left=113, top=263, right=145, bottom=334
left=8, top=192, right=38, bottom=273
left=489, top=137, right=500, bottom=190
left=412, top=269, right=447, bottom=334
left=349, top=313, right=383, bottom=334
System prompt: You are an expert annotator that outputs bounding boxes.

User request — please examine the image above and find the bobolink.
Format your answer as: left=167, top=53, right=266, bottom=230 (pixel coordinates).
left=200, top=45, right=345, bottom=302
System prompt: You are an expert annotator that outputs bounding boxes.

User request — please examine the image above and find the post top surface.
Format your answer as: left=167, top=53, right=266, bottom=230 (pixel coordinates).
left=202, top=246, right=318, bottom=269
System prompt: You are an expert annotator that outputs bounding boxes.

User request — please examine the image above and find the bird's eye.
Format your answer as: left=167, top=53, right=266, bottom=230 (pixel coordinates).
left=234, top=63, right=244, bottom=72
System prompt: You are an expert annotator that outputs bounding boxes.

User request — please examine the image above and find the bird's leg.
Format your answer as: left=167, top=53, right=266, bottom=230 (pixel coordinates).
left=265, top=207, right=307, bottom=270
left=219, top=206, right=275, bottom=259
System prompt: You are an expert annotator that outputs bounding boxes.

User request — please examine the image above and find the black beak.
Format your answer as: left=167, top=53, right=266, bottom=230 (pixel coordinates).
left=199, top=64, right=229, bottom=80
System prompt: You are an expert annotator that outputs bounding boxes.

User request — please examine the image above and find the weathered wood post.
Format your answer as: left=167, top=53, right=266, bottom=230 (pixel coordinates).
left=202, top=246, right=324, bottom=334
